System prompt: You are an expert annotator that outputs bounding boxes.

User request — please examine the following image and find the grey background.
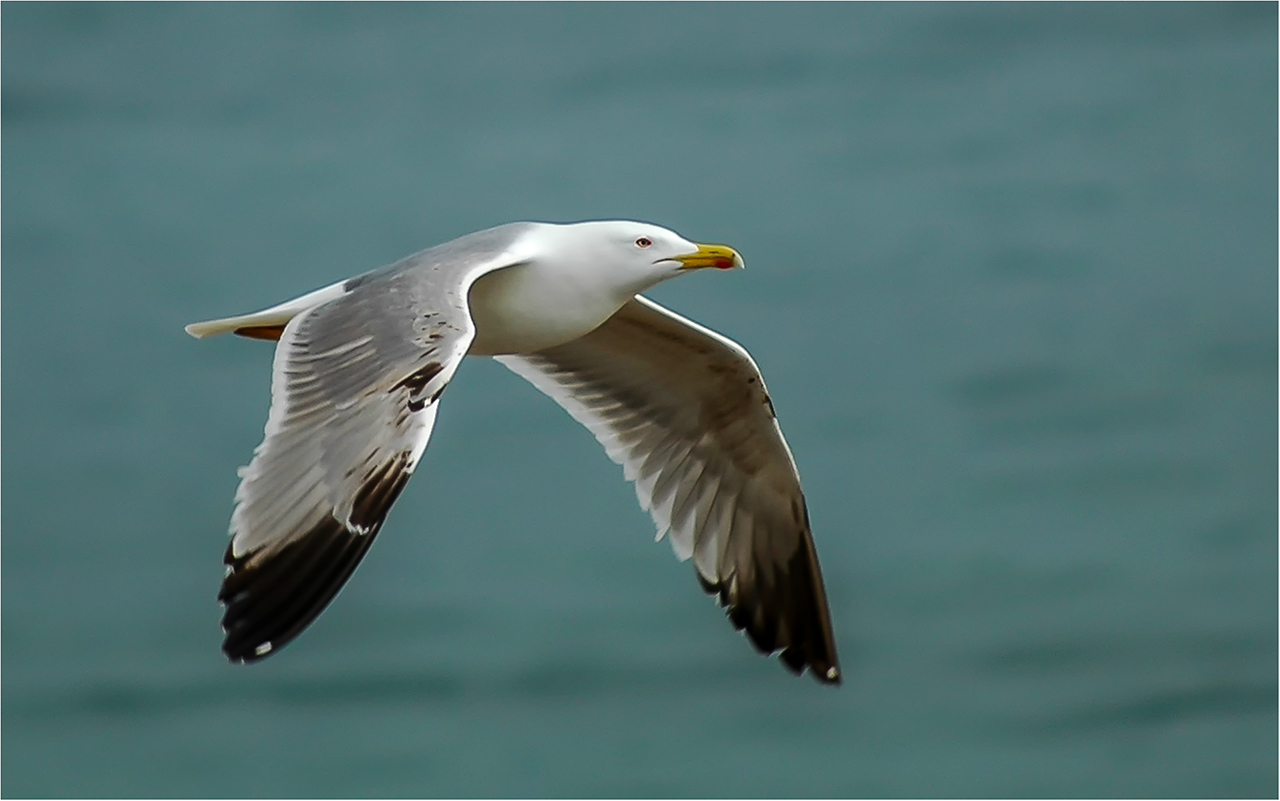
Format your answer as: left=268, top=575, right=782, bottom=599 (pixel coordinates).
left=3, top=3, right=1276, bottom=797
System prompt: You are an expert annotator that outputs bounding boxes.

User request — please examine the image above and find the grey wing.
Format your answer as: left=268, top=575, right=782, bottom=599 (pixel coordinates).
left=219, top=234, right=526, bottom=663
left=496, top=296, right=841, bottom=684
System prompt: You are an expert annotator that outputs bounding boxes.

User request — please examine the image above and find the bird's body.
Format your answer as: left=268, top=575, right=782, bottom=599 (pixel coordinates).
left=187, top=220, right=841, bottom=684
left=467, top=228, right=646, bottom=354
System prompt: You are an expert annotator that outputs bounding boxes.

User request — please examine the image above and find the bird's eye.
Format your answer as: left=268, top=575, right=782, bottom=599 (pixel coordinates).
left=635, top=237, right=653, bottom=248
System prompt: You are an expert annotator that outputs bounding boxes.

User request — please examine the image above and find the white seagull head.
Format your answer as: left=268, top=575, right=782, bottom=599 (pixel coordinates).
left=526, top=220, right=744, bottom=297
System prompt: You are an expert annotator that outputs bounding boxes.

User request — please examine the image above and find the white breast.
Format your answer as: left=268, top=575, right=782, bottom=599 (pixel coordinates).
left=466, top=262, right=628, bottom=356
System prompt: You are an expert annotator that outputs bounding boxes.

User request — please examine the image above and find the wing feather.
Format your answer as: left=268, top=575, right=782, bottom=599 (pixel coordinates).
left=213, top=226, right=532, bottom=662
left=497, top=296, right=841, bottom=684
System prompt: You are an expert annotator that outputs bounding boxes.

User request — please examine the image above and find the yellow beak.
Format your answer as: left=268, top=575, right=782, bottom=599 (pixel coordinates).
left=674, top=243, right=744, bottom=271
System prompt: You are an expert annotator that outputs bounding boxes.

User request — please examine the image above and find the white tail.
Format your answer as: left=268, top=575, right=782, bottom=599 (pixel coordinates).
left=184, top=278, right=350, bottom=339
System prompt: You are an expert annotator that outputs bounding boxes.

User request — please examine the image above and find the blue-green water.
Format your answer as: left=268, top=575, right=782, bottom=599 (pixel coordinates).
left=3, top=3, right=1276, bottom=797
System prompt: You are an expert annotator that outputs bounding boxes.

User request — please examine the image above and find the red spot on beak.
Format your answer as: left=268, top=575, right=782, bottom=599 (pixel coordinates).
left=714, top=258, right=735, bottom=269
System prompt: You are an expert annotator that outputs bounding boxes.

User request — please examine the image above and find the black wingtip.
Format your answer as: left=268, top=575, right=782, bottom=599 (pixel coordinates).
left=218, top=455, right=412, bottom=663
left=696, top=534, right=842, bottom=686
left=219, top=515, right=380, bottom=662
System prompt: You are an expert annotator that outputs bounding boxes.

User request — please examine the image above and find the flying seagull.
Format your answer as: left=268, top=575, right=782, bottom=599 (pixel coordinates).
left=186, top=221, right=841, bottom=684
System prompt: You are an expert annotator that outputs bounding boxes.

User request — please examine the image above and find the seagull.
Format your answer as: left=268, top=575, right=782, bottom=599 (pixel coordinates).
left=186, top=220, right=841, bottom=684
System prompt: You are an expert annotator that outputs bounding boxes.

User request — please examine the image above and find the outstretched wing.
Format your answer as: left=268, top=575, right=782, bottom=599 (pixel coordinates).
left=497, top=296, right=841, bottom=684
left=215, top=226, right=532, bottom=662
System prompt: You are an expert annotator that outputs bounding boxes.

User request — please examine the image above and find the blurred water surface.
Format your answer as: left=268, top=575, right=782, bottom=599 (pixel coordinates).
left=2, top=3, right=1276, bottom=797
